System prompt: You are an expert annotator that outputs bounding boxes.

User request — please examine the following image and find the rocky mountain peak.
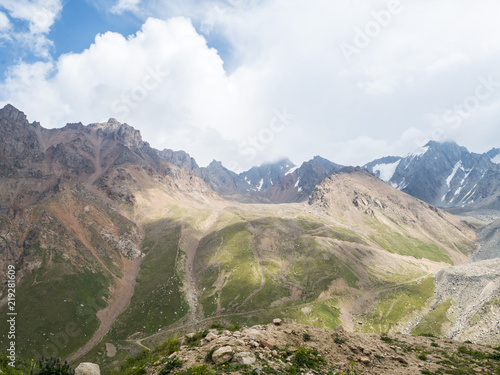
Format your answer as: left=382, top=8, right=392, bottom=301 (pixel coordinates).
left=0, top=104, right=29, bottom=124
left=91, top=119, right=144, bottom=149
left=158, top=149, right=199, bottom=172
left=207, top=160, right=225, bottom=169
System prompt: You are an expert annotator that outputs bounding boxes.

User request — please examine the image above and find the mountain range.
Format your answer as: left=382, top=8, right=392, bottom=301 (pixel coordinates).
left=0, top=104, right=498, bottom=372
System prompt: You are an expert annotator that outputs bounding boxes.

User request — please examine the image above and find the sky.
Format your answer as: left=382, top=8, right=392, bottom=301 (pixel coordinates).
left=1, top=0, right=500, bottom=172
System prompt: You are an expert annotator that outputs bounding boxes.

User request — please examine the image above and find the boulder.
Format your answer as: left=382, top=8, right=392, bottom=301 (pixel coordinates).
left=75, top=362, right=100, bottom=375
left=359, top=356, right=371, bottom=364
left=273, top=318, right=282, bottom=325
left=205, top=332, right=218, bottom=341
left=212, top=346, right=233, bottom=365
left=232, top=351, right=256, bottom=365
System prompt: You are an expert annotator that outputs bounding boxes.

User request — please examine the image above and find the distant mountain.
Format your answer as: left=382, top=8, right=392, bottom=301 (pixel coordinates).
left=262, top=156, right=344, bottom=203
left=365, top=141, right=500, bottom=211
left=239, top=158, right=295, bottom=192
left=158, top=152, right=343, bottom=204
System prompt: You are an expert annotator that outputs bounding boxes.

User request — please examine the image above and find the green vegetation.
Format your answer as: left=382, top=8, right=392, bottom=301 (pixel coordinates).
left=412, top=299, right=452, bottom=336
left=196, top=217, right=362, bottom=317
left=30, top=357, right=75, bottom=375
left=0, top=265, right=110, bottom=360
left=288, top=346, right=326, bottom=372
left=197, top=222, right=261, bottom=315
left=158, top=358, right=183, bottom=374
left=380, top=336, right=393, bottom=344
left=359, top=277, right=435, bottom=333
left=176, top=365, right=216, bottom=375
left=110, top=220, right=188, bottom=338
left=367, top=219, right=453, bottom=263
left=106, top=338, right=180, bottom=375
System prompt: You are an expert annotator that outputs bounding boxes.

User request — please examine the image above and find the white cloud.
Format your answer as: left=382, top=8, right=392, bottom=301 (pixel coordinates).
left=0, top=11, right=10, bottom=31
left=111, top=0, right=140, bottom=15
left=3, top=0, right=500, bottom=169
left=0, top=17, right=261, bottom=167
left=0, top=0, right=62, bottom=57
left=0, top=0, right=62, bottom=33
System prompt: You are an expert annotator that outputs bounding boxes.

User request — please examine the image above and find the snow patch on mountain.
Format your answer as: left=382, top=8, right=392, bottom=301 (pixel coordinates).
left=285, top=166, right=299, bottom=176
left=372, top=160, right=400, bottom=182
left=257, top=178, right=264, bottom=191
left=409, top=146, right=429, bottom=158
left=446, top=161, right=463, bottom=187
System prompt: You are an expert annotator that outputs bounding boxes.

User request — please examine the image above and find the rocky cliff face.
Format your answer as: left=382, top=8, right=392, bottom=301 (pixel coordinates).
left=0, top=104, right=44, bottom=177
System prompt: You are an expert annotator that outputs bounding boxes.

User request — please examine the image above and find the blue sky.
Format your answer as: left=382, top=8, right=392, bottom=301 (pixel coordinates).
left=1, top=0, right=500, bottom=171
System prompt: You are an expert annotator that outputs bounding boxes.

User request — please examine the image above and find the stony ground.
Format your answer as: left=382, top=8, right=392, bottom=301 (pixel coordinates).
left=141, top=322, right=500, bottom=375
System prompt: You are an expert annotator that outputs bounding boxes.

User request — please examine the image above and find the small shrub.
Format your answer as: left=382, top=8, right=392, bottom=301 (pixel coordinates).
left=186, top=330, right=209, bottom=347
left=158, top=358, right=183, bottom=375
left=418, top=352, right=428, bottom=361
left=421, top=370, right=432, bottom=374
left=303, top=332, right=311, bottom=341
left=488, top=352, right=500, bottom=360
left=205, top=348, right=217, bottom=363
left=154, top=338, right=181, bottom=356
left=30, top=357, right=75, bottom=375
left=227, top=323, right=241, bottom=332
left=457, top=346, right=487, bottom=360
left=431, top=342, right=439, bottom=347
left=380, top=336, right=393, bottom=344
left=210, top=322, right=225, bottom=329
left=334, top=337, right=346, bottom=344
left=292, top=346, right=325, bottom=369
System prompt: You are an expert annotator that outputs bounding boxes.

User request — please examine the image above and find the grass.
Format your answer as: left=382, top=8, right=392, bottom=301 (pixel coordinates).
left=106, top=337, right=181, bottom=375
left=195, top=217, right=358, bottom=320
left=109, top=219, right=188, bottom=339
left=359, top=277, right=435, bottom=333
left=412, top=299, right=452, bottom=336
left=367, top=219, right=453, bottom=263
left=0, top=263, right=110, bottom=360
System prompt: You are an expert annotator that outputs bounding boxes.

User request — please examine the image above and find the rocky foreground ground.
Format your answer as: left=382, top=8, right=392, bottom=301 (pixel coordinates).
left=124, top=321, right=500, bottom=375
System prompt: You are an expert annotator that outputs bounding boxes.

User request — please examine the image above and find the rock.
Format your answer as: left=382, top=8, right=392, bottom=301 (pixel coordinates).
left=75, top=362, right=100, bottom=375
left=186, top=332, right=196, bottom=339
left=212, top=346, right=234, bottom=365
left=249, top=340, right=260, bottom=348
left=359, top=356, right=371, bottom=364
left=273, top=318, right=282, bottom=325
left=205, top=332, right=218, bottom=341
left=392, top=356, right=408, bottom=365
left=260, top=338, right=274, bottom=349
left=232, top=351, right=256, bottom=365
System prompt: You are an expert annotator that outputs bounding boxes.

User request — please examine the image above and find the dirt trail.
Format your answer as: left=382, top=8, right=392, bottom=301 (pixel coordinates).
left=180, top=212, right=220, bottom=323
left=66, top=255, right=143, bottom=362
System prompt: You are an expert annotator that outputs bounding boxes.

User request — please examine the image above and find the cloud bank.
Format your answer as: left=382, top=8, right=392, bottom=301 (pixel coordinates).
left=2, top=0, right=500, bottom=170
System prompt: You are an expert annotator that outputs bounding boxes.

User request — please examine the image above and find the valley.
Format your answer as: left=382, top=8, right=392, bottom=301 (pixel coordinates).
left=0, top=104, right=498, bottom=374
